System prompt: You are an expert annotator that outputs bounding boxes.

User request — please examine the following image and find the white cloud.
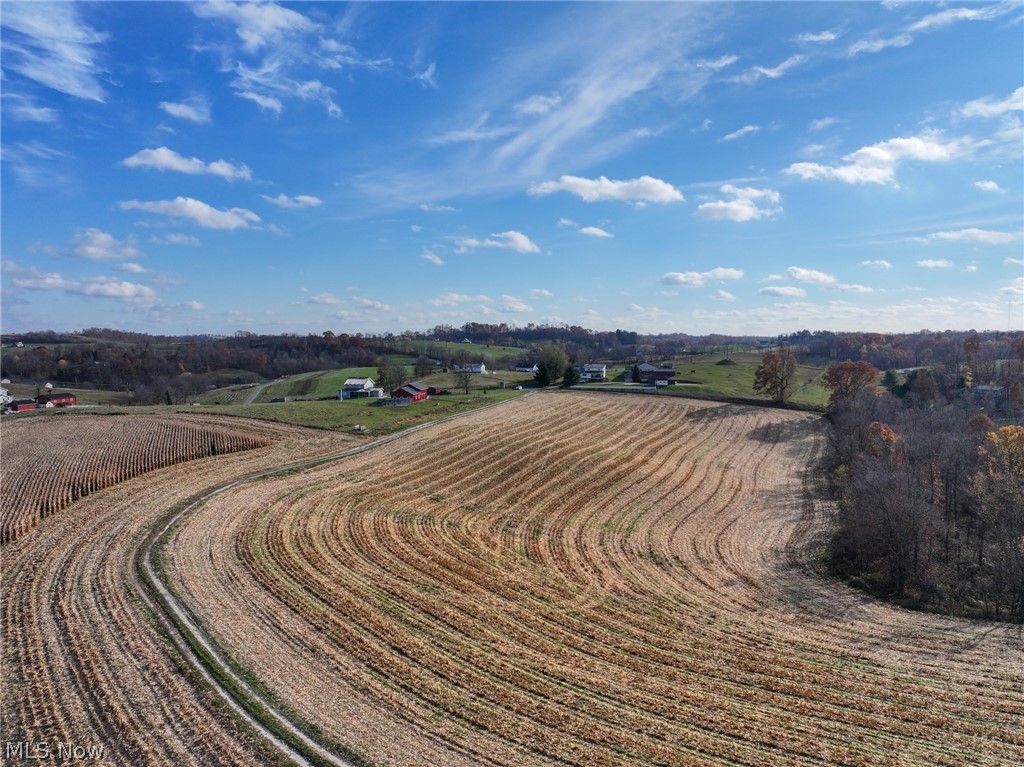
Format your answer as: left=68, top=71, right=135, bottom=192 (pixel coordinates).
left=528, top=174, right=683, bottom=204
left=720, top=125, right=761, bottom=142
left=421, top=249, right=445, bottom=266
left=0, top=2, right=108, bottom=101
left=695, top=55, right=738, bottom=70
left=455, top=230, right=540, bottom=254
left=795, top=29, right=839, bottom=44
left=1000, top=277, right=1024, bottom=298
left=713, top=289, right=736, bottom=301
left=579, top=226, right=614, bottom=238
left=827, top=283, right=874, bottom=294
left=909, top=5, right=1014, bottom=32
left=410, top=225, right=423, bottom=233
left=734, top=54, right=805, bottom=84
left=499, top=295, right=532, bottom=314
left=159, top=98, right=211, bottom=124
left=119, top=197, right=260, bottom=230
left=427, top=113, right=516, bottom=145
left=660, top=267, right=743, bottom=286
left=115, top=263, right=147, bottom=273
left=1005, top=257, right=1024, bottom=266
left=261, top=193, right=322, bottom=209
left=557, top=218, right=578, bottom=228
left=529, top=288, right=554, bottom=299
left=787, top=266, right=836, bottom=284
left=429, top=291, right=492, bottom=307
left=917, top=259, right=954, bottom=268
left=784, top=133, right=964, bottom=186
left=2, top=93, right=59, bottom=122
left=928, top=228, right=1017, bottom=245
left=698, top=185, right=781, bottom=222
left=759, top=286, right=807, bottom=297
left=848, top=34, right=912, bottom=56
left=973, top=180, right=1005, bottom=193
left=193, top=0, right=319, bottom=52
left=809, top=117, right=840, bottom=132
left=73, top=228, right=141, bottom=261
left=120, top=147, right=252, bottom=182
left=420, top=203, right=458, bottom=213
left=150, top=233, right=201, bottom=247
left=961, top=87, right=1024, bottom=118
left=309, top=293, right=343, bottom=305
left=237, top=91, right=283, bottom=114
left=71, top=277, right=157, bottom=300
left=353, top=297, right=390, bottom=311
left=413, top=62, right=437, bottom=88
left=861, top=259, right=893, bottom=269
left=515, top=93, right=562, bottom=116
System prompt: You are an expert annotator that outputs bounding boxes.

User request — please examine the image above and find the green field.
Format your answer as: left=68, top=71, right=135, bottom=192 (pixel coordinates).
left=1, top=382, right=133, bottom=407
left=83, top=389, right=529, bottom=434
left=584, top=353, right=829, bottom=409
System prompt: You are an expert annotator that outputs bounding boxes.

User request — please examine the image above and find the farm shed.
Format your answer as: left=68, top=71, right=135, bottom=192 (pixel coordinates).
left=36, top=392, right=77, bottom=408
left=9, top=399, right=39, bottom=412
left=645, top=368, right=678, bottom=385
left=392, top=381, right=429, bottom=402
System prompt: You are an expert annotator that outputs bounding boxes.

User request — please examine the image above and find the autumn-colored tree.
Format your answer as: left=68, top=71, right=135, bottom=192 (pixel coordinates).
left=752, top=346, right=797, bottom=403
left=821, top=360, right=879, bottom=407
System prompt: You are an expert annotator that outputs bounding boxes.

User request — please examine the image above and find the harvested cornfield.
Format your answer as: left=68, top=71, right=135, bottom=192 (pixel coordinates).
left=0, top=414, right=279, bottom=542
left=0, top=419, right=356, bottom=766
left=167, top=392, right=1024, bottom=767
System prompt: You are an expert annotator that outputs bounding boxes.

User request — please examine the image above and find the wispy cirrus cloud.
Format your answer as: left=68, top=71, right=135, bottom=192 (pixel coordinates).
left=973, top=180, right=1005, bottom=193
left=925, top=228, right=1017, bottom=245
left=733, top=54, right=805, bottom=84
left=698, top=185, right=781, bottom=222
left=0, top=2, right=108, bottom=101
left=719, top=125, right=761, bottom=142
left=909, top=4, right=1016, bottom=32
left=917, top=259, right=954, bottom=268
left=159, top=98, right=211, bottom=124
left=579, top=226, right=613, bottom=238
left=529, top=175, right=683, bottom=204
left=848, top=34, right=912, bottom=56
left=120, top=147, right=252, bottom=181
left=2, top=93, right=59, bottom=123
left=421, top=249, right=445, bottom=266
left=119, top=197, right=260, bottom=230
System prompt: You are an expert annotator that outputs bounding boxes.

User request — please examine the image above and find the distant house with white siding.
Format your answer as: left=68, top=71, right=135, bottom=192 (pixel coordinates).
left=454, top=362, right=487, bottom=374
left=579, top=364, right=607, bottom=382
left=339, top=378, right=385, bottom=399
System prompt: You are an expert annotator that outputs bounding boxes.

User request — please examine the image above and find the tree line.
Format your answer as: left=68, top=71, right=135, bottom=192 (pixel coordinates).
left=816, top=343, right=1024, bottom=621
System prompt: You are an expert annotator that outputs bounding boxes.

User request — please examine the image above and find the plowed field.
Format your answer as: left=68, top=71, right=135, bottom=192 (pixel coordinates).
left=165, top=393, right=1024, bottom=767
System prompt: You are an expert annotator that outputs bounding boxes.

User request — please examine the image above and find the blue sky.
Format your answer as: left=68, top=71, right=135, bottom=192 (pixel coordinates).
left=2, top=1, right=1022, bottom=337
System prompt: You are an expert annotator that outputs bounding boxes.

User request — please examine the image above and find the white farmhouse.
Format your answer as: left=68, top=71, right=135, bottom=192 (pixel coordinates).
left=339, top=378, right=385, bottom=399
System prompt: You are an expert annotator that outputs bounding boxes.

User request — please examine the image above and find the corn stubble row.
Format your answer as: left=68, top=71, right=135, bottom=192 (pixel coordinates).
left=168, top=393, right=1024, bottom=767
left=0, top=414, right=280, bottom=542
left=1, top=416, right=356, bottom=766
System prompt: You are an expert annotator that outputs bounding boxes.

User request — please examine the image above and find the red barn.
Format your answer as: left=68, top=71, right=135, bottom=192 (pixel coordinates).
left=391, top=381, right=429, bottom=403
left=37, top=392, right=77, bottom=408
left=10, top=399, right=38, bottom=412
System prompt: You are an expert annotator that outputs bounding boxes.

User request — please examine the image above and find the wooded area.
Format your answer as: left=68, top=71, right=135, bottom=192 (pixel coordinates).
left=822, top=336, right=1024, bottom=620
